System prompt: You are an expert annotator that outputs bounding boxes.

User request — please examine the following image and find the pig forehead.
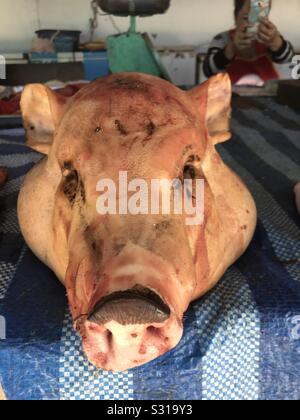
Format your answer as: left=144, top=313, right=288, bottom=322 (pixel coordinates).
left=57, top=121, right=204, bottom=175
left=56, top=78, right=205, bottom=164
left=72, top=73, right=194, bottom=106
left=62, top=78, right=197, bottom=129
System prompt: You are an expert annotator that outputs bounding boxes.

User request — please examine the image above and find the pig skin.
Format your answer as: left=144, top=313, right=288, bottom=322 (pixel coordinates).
left=18, top=73, right=257, bottom=371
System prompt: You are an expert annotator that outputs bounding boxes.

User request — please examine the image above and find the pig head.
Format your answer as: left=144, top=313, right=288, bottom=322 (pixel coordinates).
left=18, top=73, right=257, bottom=372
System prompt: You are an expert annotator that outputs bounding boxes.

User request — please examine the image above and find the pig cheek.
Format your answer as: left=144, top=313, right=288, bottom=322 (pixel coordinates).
left=53, top=204, right=72, bottom=243
left=53, top=187, right=75, bottom=239
left=184, top=181, right=210, bottom=256
left=75, top=257, right=98, bottom=309
left=186, top=182, right=212, bottom=284
left=51, top=197, right=73, bottom=272
left=65, top=261, right=81, bottom=318
left=64, top=259, right=91, bottom=319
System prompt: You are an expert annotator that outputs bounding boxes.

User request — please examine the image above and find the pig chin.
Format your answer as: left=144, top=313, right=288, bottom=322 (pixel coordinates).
left=69, top=244, right=190, bottom=372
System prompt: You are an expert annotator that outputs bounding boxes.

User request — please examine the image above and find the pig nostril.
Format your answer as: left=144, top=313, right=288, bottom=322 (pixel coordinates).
left=147, top=326, right=157, bottom=334
left=106, top=330, right=113, bottom=344
left=105, top=329, right=113, bottom=350
left=147, top=325, right=166, bottom=340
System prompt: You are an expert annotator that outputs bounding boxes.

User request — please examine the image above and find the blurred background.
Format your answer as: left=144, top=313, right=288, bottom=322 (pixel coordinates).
left=0, top=0, right=299, bottom=51
left=0, top=0, right=299, bottom=121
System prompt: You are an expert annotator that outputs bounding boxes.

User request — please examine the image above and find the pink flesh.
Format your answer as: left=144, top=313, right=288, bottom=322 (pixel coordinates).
left=18, top=73, right=257, bottom=371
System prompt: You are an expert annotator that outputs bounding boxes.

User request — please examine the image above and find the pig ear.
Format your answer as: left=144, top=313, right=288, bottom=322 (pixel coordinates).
left=21, top=84, right=69, bottom=155
left=189, top=73, right=232, bottom=145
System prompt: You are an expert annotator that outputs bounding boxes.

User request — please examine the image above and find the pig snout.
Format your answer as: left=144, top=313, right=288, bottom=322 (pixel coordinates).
left=82, top=285, right=183, bottom=371
left=88, top=288, right=171, bottom=325
left=68, top=241, right=193, bottom=371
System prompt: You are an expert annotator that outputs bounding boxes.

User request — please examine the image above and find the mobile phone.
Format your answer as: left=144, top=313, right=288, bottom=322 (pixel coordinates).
left=247, top=0, right=271, bottom=34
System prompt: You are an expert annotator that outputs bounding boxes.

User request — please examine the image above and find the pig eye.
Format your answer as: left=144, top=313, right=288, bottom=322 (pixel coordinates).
left=62, top=168, right=79, bottom=205
left=182, top=155, right=203, bottom=200
left=183, top=156, right=201, bottom=180
left=183, top=165, right=197, bottom=200
left=183, top=165, right=196, bottom=180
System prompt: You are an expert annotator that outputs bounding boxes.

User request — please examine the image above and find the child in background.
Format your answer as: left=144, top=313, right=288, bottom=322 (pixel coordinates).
left=203, top=0, right=294, bottom=85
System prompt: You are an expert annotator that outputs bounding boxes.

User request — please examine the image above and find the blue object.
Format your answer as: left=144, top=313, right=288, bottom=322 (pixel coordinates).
left=0, top=97, right=300, bottom=400
left=35, top=30, right=81, bottom=52
left=54, top=37, right=76, bottom=53
left=29, top=52, right=58, bottom=64
left=83, top=51, right=109, bottom=81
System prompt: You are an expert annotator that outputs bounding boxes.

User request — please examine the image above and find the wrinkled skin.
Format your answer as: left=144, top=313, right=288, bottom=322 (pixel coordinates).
left=18, top=73, right=257, bottom=371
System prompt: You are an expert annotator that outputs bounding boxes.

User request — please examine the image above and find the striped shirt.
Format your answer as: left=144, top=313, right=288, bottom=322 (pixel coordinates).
left=203, top=31, right=294, bottom=78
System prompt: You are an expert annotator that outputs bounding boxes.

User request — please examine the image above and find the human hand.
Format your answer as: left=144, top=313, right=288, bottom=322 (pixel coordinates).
left=258, top=18, right=283, bottom=51
left=234, top=22, right=256, bottom=51
left=225, top=22, right=255, bottom=60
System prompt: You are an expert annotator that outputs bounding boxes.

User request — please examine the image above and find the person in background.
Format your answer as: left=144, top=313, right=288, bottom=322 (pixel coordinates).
left=203, top=0, right=294, bottom=85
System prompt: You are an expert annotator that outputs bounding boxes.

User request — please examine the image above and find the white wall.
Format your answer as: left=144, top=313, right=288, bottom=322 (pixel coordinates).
left=0, top=0, right=299, bottom=53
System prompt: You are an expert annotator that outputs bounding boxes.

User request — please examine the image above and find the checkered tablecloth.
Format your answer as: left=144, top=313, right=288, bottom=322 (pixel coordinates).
left=0, top=97, right=300, bottom=400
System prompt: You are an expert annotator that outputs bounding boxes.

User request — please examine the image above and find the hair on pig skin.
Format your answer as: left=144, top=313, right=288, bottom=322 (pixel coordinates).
left=295, top=183, right=300, bottom=216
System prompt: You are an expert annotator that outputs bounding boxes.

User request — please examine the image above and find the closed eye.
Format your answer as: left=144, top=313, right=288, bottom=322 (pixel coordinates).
left=63, top=170, right=79, bottom=205
left=181, top=155, right=204, bottom=201
left=183, top=165, right=196, bottom=180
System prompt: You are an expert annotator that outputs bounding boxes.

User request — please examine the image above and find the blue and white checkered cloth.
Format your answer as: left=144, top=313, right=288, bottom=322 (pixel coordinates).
left=0, top=97, right=300, bottom=400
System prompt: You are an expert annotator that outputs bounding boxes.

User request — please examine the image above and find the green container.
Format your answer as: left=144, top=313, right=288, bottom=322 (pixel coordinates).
left=107, top=32, right=162, bottom=76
